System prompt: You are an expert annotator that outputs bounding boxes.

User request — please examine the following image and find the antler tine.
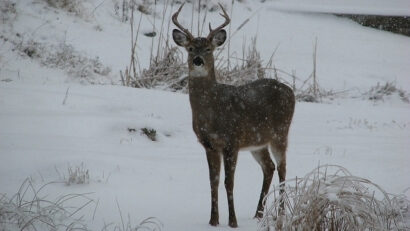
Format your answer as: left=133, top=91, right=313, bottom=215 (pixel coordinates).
left=172, top=3, right=194, bottom=40
left=207, top=3, right=230, bottom=40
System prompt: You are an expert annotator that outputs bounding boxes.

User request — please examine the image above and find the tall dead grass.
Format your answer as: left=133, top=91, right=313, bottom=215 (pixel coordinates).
left=0, top=178, right=163, bottom=231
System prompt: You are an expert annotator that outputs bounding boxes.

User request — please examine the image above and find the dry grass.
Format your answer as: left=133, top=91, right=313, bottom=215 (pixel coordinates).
left=364, top=81, right=409, bottom=103
left=259, top=165, right=409, bottom=231
left=44, top=0, right=84, bottom=17
left=0, top=179, right=93, bottom=231
left=217, top=37, right=265, bottom=86
left=0, top=178, right=163, bottom=231
left=67, top=163, right=90, bottom=185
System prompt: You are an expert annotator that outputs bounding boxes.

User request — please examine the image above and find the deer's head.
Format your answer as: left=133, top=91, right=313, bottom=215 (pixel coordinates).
left=172, top=3, right=230, bottom=78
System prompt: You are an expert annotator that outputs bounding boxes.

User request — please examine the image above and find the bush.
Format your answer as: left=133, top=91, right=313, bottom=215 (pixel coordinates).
left=364, top=81, right=409, bottom=103
left=44, top=0, right=84, bottom=16
left=259, top=165, right=409, bottom=231
left=0, top=0, right=17, bottom=24
left=217, top=37, right=265, bottom=86
left=43, top=43, right=111, bottom=81
left=15, top=38, right=111, bottom=83
left=137, top=47, right=187, bottom=91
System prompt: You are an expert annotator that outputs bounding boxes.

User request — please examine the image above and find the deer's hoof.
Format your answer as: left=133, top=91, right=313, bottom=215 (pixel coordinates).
left=228, top=220, right=238, bottom=228
left=209, top=219, right=219, bottom=226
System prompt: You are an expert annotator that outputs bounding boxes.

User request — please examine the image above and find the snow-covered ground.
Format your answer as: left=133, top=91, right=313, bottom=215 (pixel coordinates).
left=268, top=0, right=410, bottom=16
left=1, top=0, right=409, bottom=230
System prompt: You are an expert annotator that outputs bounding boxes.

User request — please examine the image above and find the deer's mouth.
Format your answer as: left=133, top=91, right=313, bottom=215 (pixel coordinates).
left=190, top=65, right=208, bottom=77
left=193, top=56, right=204, bottom=66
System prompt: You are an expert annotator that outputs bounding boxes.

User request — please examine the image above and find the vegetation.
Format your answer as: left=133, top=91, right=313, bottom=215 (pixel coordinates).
left=259, top=165, right=409, bottom=231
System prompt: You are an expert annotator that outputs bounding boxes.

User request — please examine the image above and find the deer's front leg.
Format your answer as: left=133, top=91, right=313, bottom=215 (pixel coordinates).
left=223, top=147, right=239, bottom=228
left=206, top=148, right=221, bottom=226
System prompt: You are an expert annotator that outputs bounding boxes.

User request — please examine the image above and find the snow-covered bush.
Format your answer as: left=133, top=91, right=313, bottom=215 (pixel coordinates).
left=259, top=165, right=409, bottom=231
left=43, top=43, right=111, bottom=81
left=15, top=38, right=111, bottom=83
left=364, top=81, right=409, bottom=103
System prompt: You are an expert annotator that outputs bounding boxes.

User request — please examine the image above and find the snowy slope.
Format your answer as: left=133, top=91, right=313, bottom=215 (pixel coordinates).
left=1, top=0, right=410, bottom=91
left=1, top=0, right=410, bottom=230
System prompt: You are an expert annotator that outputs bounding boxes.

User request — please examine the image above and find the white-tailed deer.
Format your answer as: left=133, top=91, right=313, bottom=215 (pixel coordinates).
left=172, top=3, right=295, bottom=228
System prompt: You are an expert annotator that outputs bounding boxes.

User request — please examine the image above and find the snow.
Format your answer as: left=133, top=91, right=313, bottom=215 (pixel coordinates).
left=268, top=0, right=410, bottom=16
left=1, top=0, right=409, bottom=230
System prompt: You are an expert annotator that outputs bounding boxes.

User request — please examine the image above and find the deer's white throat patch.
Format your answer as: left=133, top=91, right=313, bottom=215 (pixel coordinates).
left=190, top=65, right=208, bottom=78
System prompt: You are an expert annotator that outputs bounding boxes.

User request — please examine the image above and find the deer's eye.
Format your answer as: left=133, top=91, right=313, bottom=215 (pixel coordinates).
left=206, top=48, right=211, bottom=52
left=188, top=47, right=194, bottom=52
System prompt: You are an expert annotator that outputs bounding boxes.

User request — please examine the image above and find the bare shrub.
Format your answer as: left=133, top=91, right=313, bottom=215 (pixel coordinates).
left=44, top=0, right=84, bottom=16
left=364, top=81, right=409, bottom=103
left=0, top=179, right=92, bottom=231
left=0, top=0, right=17, bottom=23
left=259, top=165, right=409, bottom=231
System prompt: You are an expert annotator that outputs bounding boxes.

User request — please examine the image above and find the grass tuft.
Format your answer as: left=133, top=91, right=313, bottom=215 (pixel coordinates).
left=67, top=163, right=90, bottom=185
left=141, top=127, right=157, bottom=141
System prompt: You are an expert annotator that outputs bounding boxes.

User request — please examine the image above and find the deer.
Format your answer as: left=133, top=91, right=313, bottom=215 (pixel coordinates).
left=172, top=3, right=295, bottom=228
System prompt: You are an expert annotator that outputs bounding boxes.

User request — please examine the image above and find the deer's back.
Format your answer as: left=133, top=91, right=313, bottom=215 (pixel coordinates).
left=190, top=78, right=295, bottom=149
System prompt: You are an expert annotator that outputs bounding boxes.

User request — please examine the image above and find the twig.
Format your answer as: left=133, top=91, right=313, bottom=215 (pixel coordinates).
left=62, top=87, right=70, bottom=105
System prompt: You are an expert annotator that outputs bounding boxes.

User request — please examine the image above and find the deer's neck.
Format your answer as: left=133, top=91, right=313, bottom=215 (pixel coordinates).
left=188, top=69, right=217, bottom=107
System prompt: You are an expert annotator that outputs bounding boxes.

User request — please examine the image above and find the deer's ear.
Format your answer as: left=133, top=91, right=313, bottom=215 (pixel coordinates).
left=173, top=29, right=189, bottom=47
left=211, top=29, right=226, bottom=47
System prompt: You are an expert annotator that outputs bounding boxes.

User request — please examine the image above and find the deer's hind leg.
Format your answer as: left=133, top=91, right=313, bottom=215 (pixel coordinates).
left=251, top=147, right=275, bottom=218
left=270, top=139, right=288, bottom=213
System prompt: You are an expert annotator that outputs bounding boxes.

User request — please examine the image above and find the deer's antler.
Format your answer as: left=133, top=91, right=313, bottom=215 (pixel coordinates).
left=172, top=3, right=194, bottom=40
left=207, top=3, right=230, bottom=40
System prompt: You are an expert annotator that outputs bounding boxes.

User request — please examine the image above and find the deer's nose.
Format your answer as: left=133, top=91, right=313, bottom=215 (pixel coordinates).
left=193, top=56, right=204, bottom=66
